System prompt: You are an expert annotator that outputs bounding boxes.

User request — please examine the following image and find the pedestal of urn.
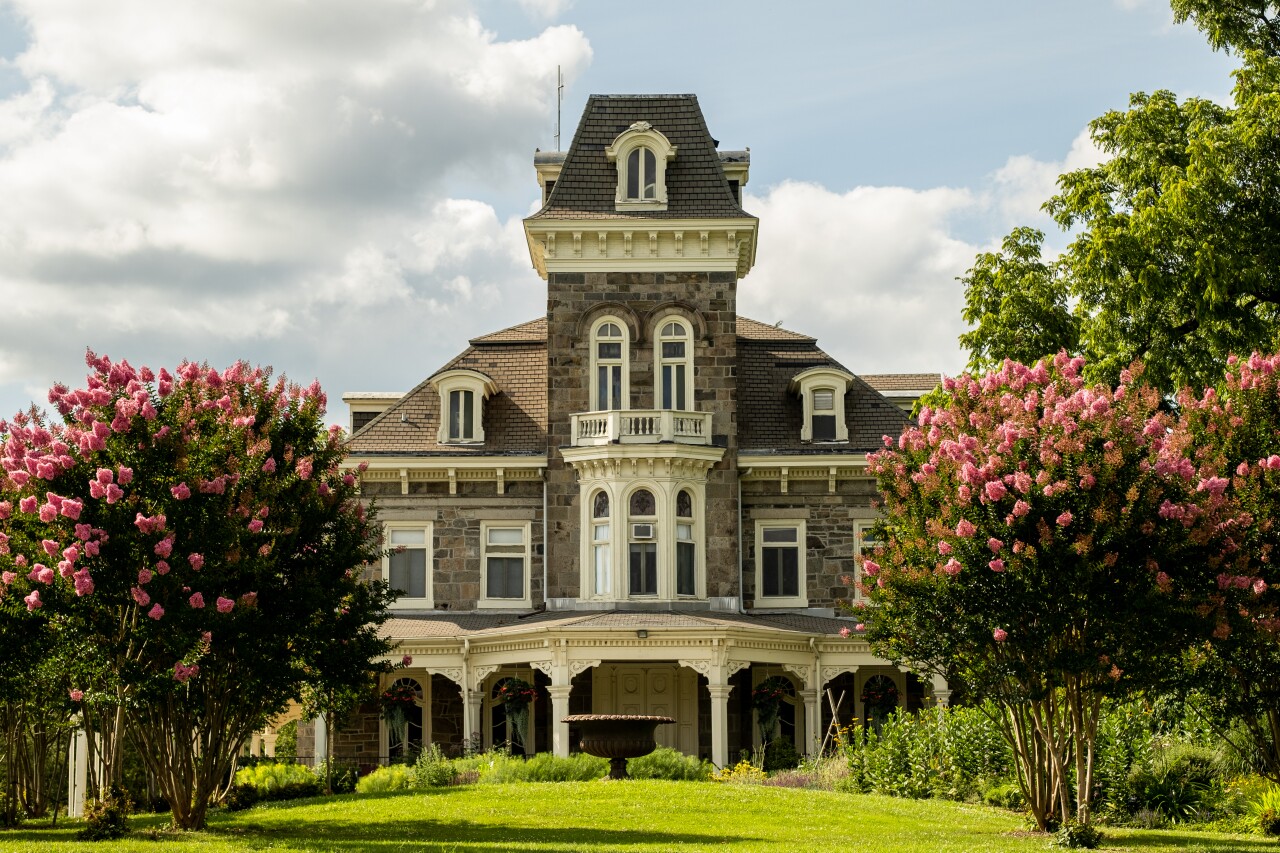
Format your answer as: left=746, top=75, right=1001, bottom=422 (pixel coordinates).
left=562, top=714, right=676, bottom=780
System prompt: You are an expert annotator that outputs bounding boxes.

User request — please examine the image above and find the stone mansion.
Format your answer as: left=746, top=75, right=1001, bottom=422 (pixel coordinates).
left=302, top=95, right=948, bottom=769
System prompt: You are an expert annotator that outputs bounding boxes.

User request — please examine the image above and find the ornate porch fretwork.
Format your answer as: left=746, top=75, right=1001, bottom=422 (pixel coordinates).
left=470, top=665, right=499, bottom=691
left=528, top=660, right=554, bottom=678
left=677, top=659, right=711, bottom=677
left=821, top=665, right=858, bottom=686
left=432, top=668, right=465, bottom=688
left=569, top=659, right=600, bottom=678
left=782, top=663, right=811, bottom=683
left=725, top=660, right=750, bottom=677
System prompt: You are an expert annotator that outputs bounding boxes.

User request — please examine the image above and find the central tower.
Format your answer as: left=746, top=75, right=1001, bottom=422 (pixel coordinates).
left=524, top=94, right=757, bottom=609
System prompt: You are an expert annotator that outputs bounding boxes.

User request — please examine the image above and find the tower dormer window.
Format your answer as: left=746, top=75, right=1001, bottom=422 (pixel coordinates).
left=591, top=318, right=629, bottom=411
left=605, top=122, right=676, bottom=211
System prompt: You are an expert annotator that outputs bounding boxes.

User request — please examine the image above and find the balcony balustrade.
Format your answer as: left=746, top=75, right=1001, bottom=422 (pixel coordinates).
left=570, top=409, right=712, bottom=447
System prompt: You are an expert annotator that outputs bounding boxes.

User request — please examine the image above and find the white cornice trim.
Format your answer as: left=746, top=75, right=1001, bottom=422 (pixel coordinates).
left=523, top=218, right=758, bottom=280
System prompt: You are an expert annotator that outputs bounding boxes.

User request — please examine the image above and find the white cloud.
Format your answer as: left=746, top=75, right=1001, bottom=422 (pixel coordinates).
left=0, top=0, right=588, bottom=419
left=740, top=181, right=979, bottom=377
left=988, top=127, right=1107, bottom=224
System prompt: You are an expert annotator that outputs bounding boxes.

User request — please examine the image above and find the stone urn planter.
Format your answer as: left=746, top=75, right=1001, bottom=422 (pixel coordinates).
left=562, top=714, right=675, bottom=780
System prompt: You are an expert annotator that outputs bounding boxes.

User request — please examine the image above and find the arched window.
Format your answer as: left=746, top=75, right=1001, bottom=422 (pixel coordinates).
left=384, top=677, right=424, bottom=760
left=591, top=319, right=628, bottom=411
left=656, top=319, right=692, bottom=411
left=626, top=147, right=658, bottom=200
left=676, top=489, right=695, bottom=596
left=628, top=488, right=657, bottom=596
left=592, top=491, right=611, bottom=597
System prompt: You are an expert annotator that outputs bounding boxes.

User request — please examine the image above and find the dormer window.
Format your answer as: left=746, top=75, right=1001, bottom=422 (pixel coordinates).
left=605, top=122, right=676, bottom=211
left=790, top=367, right=854, bottom=443
left=429, top=369, right=498, bottom=445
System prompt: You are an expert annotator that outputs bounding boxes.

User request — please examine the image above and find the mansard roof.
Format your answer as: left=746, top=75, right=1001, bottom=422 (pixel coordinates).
left=346, top=315, right=913, bottom=456
left=528, top=94, right=754, bottom=221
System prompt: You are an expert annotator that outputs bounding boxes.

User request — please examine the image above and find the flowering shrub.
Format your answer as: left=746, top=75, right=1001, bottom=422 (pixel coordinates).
left=859, top=354, right=1207, bottom=829
left=711, top=760, right=767, bottom=785
left=0, top=352, right=393, bottom=829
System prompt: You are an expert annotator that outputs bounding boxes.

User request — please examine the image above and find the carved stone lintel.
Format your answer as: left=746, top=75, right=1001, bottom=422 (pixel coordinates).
left=529, top=660, right=554, bottom=679
left=569, top=659, right=600, bottom=678
left=471, top=664, right=499, bottom=692
left=629, top=121, right=653, bottom=132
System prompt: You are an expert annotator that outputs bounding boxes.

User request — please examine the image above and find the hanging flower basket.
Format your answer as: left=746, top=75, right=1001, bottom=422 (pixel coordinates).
left=495, top=677, right=537, bottom=750
left=380, top=681, right=419, bottom=722
left=751, top=676, right=792, bottom=743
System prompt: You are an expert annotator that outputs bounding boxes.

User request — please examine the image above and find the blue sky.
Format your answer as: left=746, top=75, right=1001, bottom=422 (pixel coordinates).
left=0, top=0, right=1239, bottom=424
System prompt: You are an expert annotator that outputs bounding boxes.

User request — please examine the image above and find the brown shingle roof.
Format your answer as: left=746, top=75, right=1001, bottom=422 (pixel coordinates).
left=860, top=373, right=942, bottom=393
left=346, top=340, right=547, bottom=456
left=470, top=317, right=547, bottom=345
left=735, top=316, right=815, bottom=342
left=528, top=95, right=756, bottom=222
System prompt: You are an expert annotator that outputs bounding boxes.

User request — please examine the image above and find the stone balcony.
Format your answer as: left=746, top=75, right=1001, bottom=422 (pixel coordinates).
left=569, top=410, right=713, bottom=447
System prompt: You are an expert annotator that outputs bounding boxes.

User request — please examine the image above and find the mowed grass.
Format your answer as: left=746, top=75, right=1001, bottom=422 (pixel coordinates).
left=0, top=782, right=1269, bottom=853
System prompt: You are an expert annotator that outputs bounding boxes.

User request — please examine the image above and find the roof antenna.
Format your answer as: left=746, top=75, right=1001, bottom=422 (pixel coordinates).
left=555, top=65, right=564, bottom=151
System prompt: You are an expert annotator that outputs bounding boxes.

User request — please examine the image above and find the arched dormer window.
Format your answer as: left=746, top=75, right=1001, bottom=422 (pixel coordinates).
left=591, top=318, right=629, bottom=411
left=605, top=122, right=677, bottom=212
left=429, top=369, right=498, bottom=444
left=789, top=367, right=854, bottom=443
left=656, top=319, right=693, bottom=411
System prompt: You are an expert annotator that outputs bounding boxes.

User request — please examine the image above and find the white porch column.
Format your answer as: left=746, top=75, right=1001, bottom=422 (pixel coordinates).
left=708, top=684, right=732, bottom=769
left=800, top=689, right=820, bottom=756
left=548, top=685, right=572, bottom=758
left=930, top=674, right=951, bottom=707
left=314, top=713, right=328, bottom=765
left=463, top=691, right=483, bottom=750
left=67, top=727, right=88, bottom=818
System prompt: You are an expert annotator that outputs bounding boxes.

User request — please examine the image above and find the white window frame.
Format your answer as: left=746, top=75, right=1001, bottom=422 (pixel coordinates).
left=479, top=521, right=532, bottom=608
left=627, top=487, right=660, bottom=598
left=590, top=317, right=630, bottom=412
left=755, top=519, right=808, bottom=608
left=853, top=520, right=882, bottom=602
left=604, top=121, right=677, bottom=212
left=790, top=367, right=853, bottom=443
left=430, top=369, right=497, bottom=445
left=591, top=490, right=612, bottom=598
left=656, top=318, right=694, bottom=412
left=674, top=488, right=700, bottom=598
left=384, top=522, right=433, bottom=610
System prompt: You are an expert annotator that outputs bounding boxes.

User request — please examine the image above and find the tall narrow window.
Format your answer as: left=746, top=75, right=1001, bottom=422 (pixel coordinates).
left=657, top=319, right=692, bottom=411
left=592, top=492, right=611, bottom=597
left=628, top=489, right=657, bottom=596
left=854, top=521, right=881, bottom=601
left=626, top=147, right=657, bottom=200
left=676, top=490, right=695, bottom=596
left=448, top=389, right=475, bottom=441
left=591, top=320, right=627, bottom=411
left=811, top=389, right=836, bottom=442
left=386, top=525, right=430, bottom=605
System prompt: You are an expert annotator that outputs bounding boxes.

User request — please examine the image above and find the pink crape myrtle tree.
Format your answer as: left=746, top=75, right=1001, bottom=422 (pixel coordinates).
left=1169, top=352, right=1280, bottom=781
left=857, top=354, right=1212, bottom=830
left=0, top=352, right=394, bottom=830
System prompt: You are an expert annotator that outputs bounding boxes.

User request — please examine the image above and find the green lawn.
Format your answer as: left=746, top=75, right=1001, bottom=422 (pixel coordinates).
left=0, top=783, right=1269, bottom=853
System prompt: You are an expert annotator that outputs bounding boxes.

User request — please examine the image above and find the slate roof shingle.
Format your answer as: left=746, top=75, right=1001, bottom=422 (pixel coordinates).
left=528, top=95, right=756, bottom=222
left=382, top=609, right=860, bottom=640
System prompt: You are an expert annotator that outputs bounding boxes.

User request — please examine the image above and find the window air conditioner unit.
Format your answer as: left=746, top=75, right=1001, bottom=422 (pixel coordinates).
left=631, top=524, right=655, bottom=540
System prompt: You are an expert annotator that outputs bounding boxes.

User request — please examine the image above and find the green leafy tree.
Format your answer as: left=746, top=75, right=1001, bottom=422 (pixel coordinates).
left=961, top=14, right=1280, bottom=393
left=859, top=355, right=1205, bottom=828
left=1171, top=0, right=1280, bottom=55
left=0, top=353, right=394, bottom=829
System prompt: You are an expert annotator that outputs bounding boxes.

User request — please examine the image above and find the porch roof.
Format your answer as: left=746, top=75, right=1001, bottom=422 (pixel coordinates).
left=381, top=609, right=861, bottom=640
